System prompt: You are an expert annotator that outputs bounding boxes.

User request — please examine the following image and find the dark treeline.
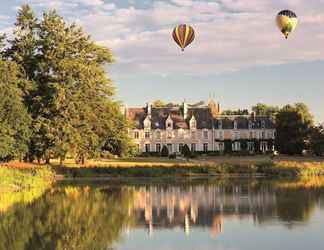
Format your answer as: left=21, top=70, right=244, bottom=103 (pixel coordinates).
left=0, top=5, right=135, bottom=164
left=252, top=103, right=324, bottom=156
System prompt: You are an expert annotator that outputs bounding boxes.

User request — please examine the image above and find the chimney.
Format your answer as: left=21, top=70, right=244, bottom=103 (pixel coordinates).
left=146, top=102, right=152, bottom=117
left=120, top=104, right=127, bottom=117
left=183, top=101, right=188, bottom=119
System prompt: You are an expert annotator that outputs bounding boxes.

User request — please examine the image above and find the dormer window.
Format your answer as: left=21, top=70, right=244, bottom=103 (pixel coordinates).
left=144, top=116, right=151, bottom=129
left=156, top=130, right=161, bottom=139
left=166, top=115, right=173, bottom=130
left=190, top=116, right=196, bottom=130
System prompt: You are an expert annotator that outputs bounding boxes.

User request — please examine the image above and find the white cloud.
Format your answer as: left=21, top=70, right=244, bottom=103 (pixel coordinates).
left=10, top=0, right=324, bottom=77
left=170, top=0, right=193, bottom=7
left=0, top=15, right=9, bottom=21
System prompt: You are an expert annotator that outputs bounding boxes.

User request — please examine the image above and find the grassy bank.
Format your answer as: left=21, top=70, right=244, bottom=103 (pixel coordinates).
left=52, top=157, right=324, bottom=178
left=0, top=166, right=55, bottom=191
left=0, top=166, right=55, bottom=212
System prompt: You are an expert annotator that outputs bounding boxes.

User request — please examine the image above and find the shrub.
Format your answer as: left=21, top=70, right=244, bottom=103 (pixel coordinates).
left=169, top=153, right=176, bottom=159
left=161, top=145, right=169, bottom=157
left=181, top=144, right=191, bottom=158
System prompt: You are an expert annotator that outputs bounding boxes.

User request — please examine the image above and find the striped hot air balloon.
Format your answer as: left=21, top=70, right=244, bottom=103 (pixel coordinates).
left=172, top=24, right=195, bottom=51
left=276, top=10, right=298, bottom=39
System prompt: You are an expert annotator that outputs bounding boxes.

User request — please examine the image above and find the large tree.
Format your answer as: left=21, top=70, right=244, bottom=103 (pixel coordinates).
left=310, top=125, right=324, bottom=156
left=275, top=103, right=314, bottom=155
left=0, top=49, right=31, bottom=161
left=4, top=5, right=133, bottom=163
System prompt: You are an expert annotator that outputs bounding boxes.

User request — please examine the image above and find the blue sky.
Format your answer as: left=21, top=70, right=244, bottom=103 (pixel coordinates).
left=0, top=0, right=323, bottom=122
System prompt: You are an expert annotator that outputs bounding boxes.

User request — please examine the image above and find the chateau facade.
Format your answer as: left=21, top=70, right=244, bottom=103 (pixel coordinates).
left=125, top=100, right=275, bottom=154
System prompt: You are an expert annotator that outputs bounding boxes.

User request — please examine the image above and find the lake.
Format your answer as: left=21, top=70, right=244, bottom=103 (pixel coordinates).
left=1, top=177, right=324, bottom=250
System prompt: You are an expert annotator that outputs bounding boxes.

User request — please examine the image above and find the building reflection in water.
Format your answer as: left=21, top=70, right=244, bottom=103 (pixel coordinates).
left=129, top=184, right=278, bottom=238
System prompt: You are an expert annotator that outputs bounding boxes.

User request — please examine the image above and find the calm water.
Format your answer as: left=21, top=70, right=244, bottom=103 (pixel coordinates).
left=1, top=178, right=324, bottom=250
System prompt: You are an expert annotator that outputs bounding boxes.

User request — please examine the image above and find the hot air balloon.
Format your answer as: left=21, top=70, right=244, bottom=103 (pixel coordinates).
left=276, top=10, right=298, bottom=39
left=172, top=24, right=195, bottom=51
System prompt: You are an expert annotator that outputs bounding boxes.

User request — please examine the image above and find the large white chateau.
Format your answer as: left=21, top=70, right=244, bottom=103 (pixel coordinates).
left=125, top=100, right=275, bottom=154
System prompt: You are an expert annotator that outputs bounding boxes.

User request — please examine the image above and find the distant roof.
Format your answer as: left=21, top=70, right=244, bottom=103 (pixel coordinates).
left=127, top=105, right=274, bottom=130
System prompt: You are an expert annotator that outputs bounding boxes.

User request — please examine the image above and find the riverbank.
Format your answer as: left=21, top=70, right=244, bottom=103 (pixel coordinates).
left=1, top=156, right=324, bottom=181
left=51, top=156, right=324, bottom=178
left=0, top=166, right=55, bottom=212
left=0, top=166, right=55, bottom=191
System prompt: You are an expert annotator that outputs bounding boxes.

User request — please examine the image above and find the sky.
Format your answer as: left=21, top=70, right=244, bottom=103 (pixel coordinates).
left=0, top=0, right=323, bottom=122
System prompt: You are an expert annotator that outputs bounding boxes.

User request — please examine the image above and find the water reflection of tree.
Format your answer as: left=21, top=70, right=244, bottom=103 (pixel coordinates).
left=0, top=186, right=135, bottom=250
left=2, top=178, right=324, bottom=248
left=275, top=189, right=317, bottom=225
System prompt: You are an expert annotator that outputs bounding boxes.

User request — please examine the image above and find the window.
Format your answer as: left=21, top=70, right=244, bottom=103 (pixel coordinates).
left=218, top=120, right=223, bottom=129
left=134, top=131, right=139, bottom=139
left=203, top=130, right=208, bottom=140
left=260, top=141, right=268, bottom=152
left=145, top=144, right=150, bottom=152
left=248, top=121, right=253, bottom=129
left=268, top=131, right=273, bottom=139
left=219, top=131, right=224, bottom=140
left=167, top=122, right=172, bottom=128
left=167, top=144, right=172, bottom=153
left=247, top=142, right=254, bottom=152
left=145, top=131, right=150, bottom=139
left=156, top=144, right=161, bottom=153
left=191, top=143, right=196, bottom=152
left=156, top=131, right=161, bottom=139
left=219, top=142, right=225, bottom=152
left=261, top=120, right=266, bottom=129
left=179, top=143, right=184, bottom=152
left=233, top=131, right=240, bottom=140
left=261, top=131, right=265, bottom=139
left=203, top=143, right=208, bottom=152
left=232, top=142, right=241, bottom=151
left=234, top=120, right=238, bottom=130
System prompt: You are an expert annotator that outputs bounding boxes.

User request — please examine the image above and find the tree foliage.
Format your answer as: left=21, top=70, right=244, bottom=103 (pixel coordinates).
left=1, top=5, right=133, bottom=163
left=152, top=100, right=166, bottom=107
left=310, top=125, right=324, bottom=156
left=222, top=109, right=248, bottom=115
left=0, top=59, right=31, bottom=161
left=252, top=103, right=279, bottom=119
left=275, top=103, right=314, bottom=155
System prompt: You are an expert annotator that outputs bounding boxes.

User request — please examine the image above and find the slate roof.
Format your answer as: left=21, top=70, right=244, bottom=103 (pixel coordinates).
left=127, top=106, right=275, bottom=130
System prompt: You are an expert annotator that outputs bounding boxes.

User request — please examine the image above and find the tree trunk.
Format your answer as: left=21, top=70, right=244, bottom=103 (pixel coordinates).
left=59, top=157, right=64, bottom=167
